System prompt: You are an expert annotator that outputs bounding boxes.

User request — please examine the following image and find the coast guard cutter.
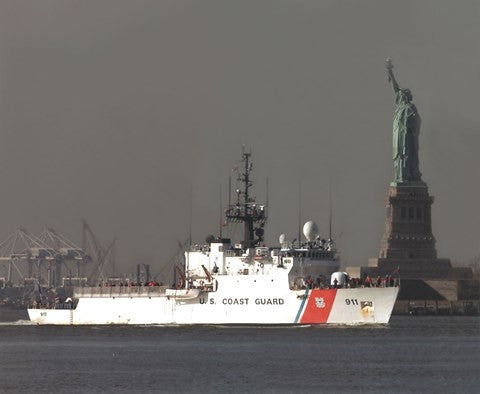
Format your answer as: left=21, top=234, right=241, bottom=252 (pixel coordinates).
left=28, top=151, right=398, bottom=325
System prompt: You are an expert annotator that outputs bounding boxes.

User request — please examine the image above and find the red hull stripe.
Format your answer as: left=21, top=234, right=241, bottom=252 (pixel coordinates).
left=300, top=289, right=337, bottom=324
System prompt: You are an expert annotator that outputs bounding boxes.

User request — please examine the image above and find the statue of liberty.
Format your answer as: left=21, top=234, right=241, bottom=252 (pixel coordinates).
left=386, top=59, right=423, bottom=184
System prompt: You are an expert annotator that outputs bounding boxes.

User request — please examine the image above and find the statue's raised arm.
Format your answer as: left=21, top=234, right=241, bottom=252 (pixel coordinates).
left=386, top=58, right=400, bottom=93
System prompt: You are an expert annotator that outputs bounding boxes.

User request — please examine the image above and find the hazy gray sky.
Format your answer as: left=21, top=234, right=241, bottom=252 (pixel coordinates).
left=0, top=0, right=479, bottom=277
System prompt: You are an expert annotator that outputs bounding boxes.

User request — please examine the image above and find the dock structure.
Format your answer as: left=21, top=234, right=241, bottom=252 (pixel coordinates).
left=0, top=228, right=89, bottom=287
left=0, top=221, right=116, bottom=288
left=393, top=300, right=480, bottom=316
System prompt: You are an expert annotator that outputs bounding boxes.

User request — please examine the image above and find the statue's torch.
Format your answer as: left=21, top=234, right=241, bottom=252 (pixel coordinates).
left=386, top=58, right=393, bottom=82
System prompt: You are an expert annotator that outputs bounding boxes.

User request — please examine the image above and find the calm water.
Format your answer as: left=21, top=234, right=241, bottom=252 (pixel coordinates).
left=0, top=317, right=478, bottom=393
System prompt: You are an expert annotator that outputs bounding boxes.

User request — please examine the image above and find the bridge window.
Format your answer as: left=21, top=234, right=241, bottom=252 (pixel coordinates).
left=408, top=207, right=414, bottom=219
left=416, top=206, right=422, bottom=220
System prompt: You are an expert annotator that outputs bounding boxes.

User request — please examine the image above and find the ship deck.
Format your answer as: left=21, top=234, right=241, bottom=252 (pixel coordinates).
left=73, top=286, right=169, bottom=298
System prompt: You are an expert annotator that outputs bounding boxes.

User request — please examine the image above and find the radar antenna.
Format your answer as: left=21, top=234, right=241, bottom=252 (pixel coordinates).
left=225, top=149, right=267, bottom=248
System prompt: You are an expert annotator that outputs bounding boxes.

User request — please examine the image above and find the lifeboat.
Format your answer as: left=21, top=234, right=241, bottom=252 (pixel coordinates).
left=165, top=288, right=201, bottom=300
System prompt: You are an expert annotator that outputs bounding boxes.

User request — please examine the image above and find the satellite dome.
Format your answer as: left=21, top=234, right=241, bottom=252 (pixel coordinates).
left=303, top=221, right=319, bottom=241
left=279, top=233, right=286, bottom=245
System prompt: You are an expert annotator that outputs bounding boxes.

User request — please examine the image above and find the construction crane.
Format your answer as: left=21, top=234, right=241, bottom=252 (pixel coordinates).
left=0, top=227, right=89, bottom=287
left=0, top=220, right=125, bottom=288
left=82, top=219, right=117, bottom=285
left=38, top=228, right=90, bottom=286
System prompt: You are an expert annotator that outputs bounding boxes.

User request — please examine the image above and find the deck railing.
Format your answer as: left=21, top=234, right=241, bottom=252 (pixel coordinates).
left=73, top=286, right=169, bottom=298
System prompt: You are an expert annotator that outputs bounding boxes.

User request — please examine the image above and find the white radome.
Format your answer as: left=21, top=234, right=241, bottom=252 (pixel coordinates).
left=303, top=220, right=319, bottom=241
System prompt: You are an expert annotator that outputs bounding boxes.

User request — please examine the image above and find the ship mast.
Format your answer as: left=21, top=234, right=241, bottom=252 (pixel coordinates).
left=225, top=149, right=267, bottom=248
left=242, top=151, right=253, bottom=246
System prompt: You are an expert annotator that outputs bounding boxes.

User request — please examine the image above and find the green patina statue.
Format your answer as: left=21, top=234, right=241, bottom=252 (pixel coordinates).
left=386, top=59, right=423, bottom=185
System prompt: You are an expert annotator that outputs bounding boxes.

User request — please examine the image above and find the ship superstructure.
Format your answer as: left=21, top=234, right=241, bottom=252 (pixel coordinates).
left=185, top=150, right=340, bottom=293
left=28, top=151, right=398, bottom=325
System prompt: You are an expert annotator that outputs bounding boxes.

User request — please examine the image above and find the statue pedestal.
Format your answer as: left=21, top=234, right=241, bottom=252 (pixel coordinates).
left=366, top=257, right=459, bottom=280
left=371, top=183, right=456, bottom=278
left=347, top=183, right=475, bottom=301
left=379, top=184, right=436, bottom=260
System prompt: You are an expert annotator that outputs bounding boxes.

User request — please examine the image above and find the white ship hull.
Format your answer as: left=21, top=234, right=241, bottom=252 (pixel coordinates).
left=28, top=282, right=398, bottom=325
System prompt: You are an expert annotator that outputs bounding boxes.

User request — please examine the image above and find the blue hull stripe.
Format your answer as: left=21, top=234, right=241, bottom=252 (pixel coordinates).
left=294, top=288, right=309, bottom=323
